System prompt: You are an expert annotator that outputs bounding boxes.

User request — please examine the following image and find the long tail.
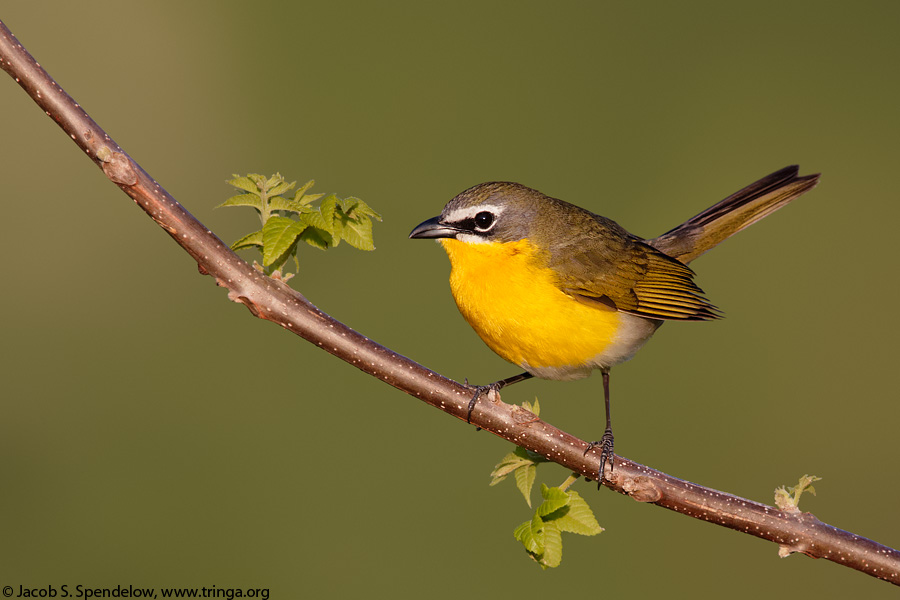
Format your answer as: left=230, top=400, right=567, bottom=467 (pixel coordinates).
left=648, top=166, right=820, bottom=265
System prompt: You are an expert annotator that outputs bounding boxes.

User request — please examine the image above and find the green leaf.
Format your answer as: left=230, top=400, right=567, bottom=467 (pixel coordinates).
left=268, top=179, right=296, bottom=197
left=489, top=452, right=529, bottom=484
left=490, top=445, right=546, bottom=505
left=514, top=484, right=602, bottom=569
left=515, top=515, right=562, bottom=569
left=513, top=520, right=541, bottom=555
left=339, top=212, right=376, bottom=250
left=489, top=450, right=538, bottom=506
left=539, top=521, right=563, bottom=569
left=219, top=193, right=262, bottom=210
left=528, top=512, right=545, bottom=552
left=267, top=195, right=294, bottom=212
left=329, top=198, right=380, bottom=251
left=299, top=226, right=332, bottom=250
left=262, top=216, right=308, bottom=266
left=293, top=179, right=316, bottom=203
left=269, top=195, right=315, bottom=214
left=305, top=200, right=334, bottom=235
left=317, top=194, right=343, bottom=245
left=536, top=484, right=569, bottom=517
left=297, top=192, right=324, bottom=206
left=513, top=464, right=537, bottom=508
left=775, top=474, right=822, bottom=511
left=554, top=491, right=603, bottom=536
left=230, top=229, right=263, bottom=251
left=319, top=194, right=338, bottom=225
left=224, top=173, right=379, bottom=279
left=340, top=197, right=383, bottom=221
left=227, top=176, right=261, bottom=194
left=264, top=173, right=284, bottom=192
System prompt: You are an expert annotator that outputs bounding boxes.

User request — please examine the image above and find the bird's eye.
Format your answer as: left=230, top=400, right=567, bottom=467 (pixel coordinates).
left=474, top=211, right=495, bottom=231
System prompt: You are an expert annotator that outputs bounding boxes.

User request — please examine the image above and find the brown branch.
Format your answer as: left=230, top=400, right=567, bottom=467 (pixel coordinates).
left=1, top=19, right=897, bottom=586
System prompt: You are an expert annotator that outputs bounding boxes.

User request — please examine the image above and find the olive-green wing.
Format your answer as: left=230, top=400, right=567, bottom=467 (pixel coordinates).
left=548, top=216, right=720, bottom=321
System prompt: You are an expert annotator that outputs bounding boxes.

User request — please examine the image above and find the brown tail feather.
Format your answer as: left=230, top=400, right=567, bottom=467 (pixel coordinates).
left=648, top=166, right=820, bottom=264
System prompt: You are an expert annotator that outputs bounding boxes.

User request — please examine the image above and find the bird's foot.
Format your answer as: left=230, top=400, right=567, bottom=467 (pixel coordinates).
left=466, top=382, right=502, bottom=423
left=464, top=372, right=533, bottom=424
left=584, top=428, right=615, bottom=487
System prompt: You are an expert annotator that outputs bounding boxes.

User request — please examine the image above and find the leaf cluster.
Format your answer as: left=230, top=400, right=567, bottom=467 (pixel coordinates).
left=774, top=474, right=822, bottom=512
left=490, top=400, right=602, bottom=569
left=220, top=173, right=381, bottom=279
left=513, top=484, right=603, bottom=569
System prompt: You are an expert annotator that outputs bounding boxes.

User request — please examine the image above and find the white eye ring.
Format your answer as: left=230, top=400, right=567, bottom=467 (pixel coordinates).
left=474, top=211, right=495, bottom=231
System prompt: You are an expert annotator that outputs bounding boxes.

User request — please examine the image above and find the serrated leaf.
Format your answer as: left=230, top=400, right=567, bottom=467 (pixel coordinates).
left=319, top=194, right=338, bottom=226
left=317, top=194, right=343, bottom=245
left=218, top=193, right=262, bottom=210
left=227, top=176, right=261, bottom=194
left=262, top=216, right=308, bottom=266
left=329, top=225, right=344, bottom=248
left=513, top=520, right=541, bottom=555
left=297, top=192, right=325, bottom=206
left=268, top=179, right=296, bottom=196
left=536, top=484, right=569, bottom=517
left=489, top=452, right=530, bottom=484
left=225, top=173, right=379, bottom=274
left=339, top=213, right=375, bottom=250
left=267, top=195, right=294, bottom=212
left=299, top=227, right=332, bottom=250
left=514, top=463, right=537, bottom=508
left=339, top=197, right=359, bottom=213
left=797, top=474, right=821, bottom=496
left=293, top=179, right=316, bottom=202
left=341, top=197, right=383, bottom=221
left=554, top=491, right=603, bottom=536
left=304, top=200, right=334, bottom=236
left=490, top=446, right=545, bottom=495
left=269, top=195, right=315, bottom=214
left=230, top=229, right=263, bottom=251
left=775, top=474, right=821, bottom=511
left=530, top=512, right=545, bottom=548
left=264, top=173, right=284, bottom=191
left=515, top=493, right=573, bottom=569
left=538, top=522, right=563, bottom=569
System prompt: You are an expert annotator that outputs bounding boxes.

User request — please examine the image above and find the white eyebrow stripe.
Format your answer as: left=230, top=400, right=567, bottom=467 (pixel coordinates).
left=442, top=203, right=506, bottom=223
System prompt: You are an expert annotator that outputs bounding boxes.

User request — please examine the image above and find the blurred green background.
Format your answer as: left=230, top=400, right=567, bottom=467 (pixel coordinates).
left=2, top=1, right=898, bottom=597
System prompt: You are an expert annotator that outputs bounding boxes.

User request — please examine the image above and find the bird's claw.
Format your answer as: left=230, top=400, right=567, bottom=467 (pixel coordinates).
left=584, top=428, right=615, bottom=487
left=467, top=383, right=499, bottom=423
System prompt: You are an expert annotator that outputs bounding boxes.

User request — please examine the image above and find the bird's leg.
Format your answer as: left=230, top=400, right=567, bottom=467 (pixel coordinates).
left=467, top=372, right=534, bottom=422
left=584, top=369, right=615, bottom=485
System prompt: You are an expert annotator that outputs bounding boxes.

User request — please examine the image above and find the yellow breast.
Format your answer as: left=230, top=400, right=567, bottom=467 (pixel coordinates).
left=440, top=238, right=641, bottom=381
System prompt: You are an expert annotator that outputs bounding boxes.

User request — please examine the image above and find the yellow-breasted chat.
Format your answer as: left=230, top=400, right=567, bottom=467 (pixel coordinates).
left=409, top=166, right=819, bottom=482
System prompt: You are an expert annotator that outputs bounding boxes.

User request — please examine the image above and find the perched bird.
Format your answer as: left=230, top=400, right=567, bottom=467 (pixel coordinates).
left=409, top=166, right=819, bottom=481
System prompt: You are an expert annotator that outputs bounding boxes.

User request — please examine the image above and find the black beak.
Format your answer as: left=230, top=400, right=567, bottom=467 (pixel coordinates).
left=409, top=216, right=459, bottom=240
